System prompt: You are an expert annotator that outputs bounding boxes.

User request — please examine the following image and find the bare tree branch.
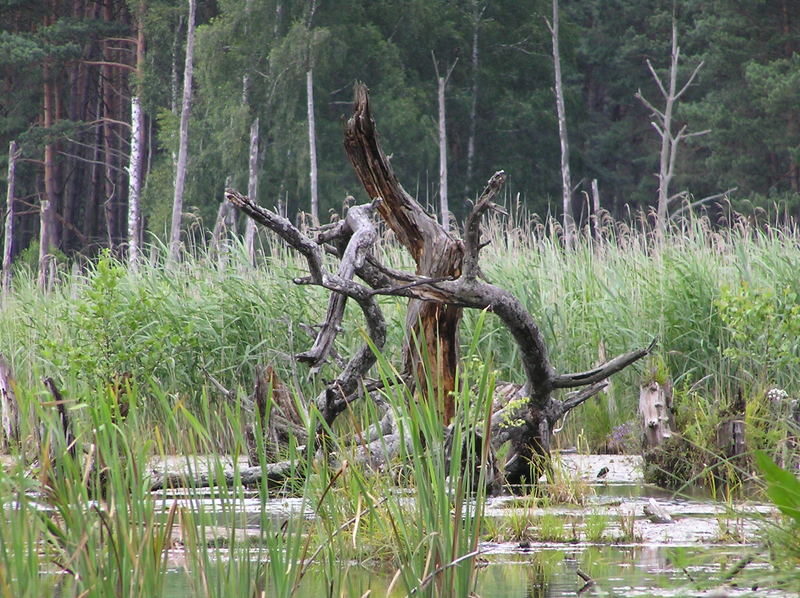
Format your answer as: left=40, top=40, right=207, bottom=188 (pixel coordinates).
left=552, top=338, right=657, bottom=389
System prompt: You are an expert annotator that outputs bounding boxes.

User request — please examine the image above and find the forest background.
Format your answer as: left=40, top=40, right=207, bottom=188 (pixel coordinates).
left=1, top=0, right=799, bottom=262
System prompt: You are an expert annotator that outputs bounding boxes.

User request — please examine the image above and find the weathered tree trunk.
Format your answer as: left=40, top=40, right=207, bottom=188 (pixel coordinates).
left=548, top=0, right=575, bottom=249
left=169, top=0, right=196, bottom=264
left=433, top=56, right=456, bottom=230
left=0, top=355, right=19, bottom=453
left=3, top=141, right=18, bottom=297
left=244, top=117, right=259, bottom=263
left=344, top=83, right=462, bottom=422
left=306, top=69, right=320, bottom=227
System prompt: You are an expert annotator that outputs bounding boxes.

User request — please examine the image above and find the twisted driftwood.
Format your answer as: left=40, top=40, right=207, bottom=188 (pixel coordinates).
left=225, top=83, right=654, bottom=489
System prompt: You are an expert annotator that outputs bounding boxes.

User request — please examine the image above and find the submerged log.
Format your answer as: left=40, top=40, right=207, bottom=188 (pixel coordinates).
left=148, top=460, right=296, bottom=491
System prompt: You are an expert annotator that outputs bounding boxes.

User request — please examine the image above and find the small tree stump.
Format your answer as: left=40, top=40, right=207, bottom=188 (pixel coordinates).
left=639, top=381, right=674, bottom=449
left=0, top=355, right=19, bottom=453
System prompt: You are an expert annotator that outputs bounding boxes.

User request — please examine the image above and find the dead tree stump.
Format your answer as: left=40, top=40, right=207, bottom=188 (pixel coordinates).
left=639, top=381, right=674, bottom=449
left=0, top=355, right=19, bottom=453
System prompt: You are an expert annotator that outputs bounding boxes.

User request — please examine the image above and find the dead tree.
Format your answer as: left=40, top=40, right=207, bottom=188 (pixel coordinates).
left=546, top=0, right=576, bottom=248
left=3, top=141, right=18, bottom=297
left=168, top=0, right=196, bottom=265
left=225, top=84, right=653, bottom=489
left=635, top=18, right=707, bottom=239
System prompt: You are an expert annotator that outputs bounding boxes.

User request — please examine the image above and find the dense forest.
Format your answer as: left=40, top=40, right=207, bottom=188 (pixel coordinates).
left=1, top=0, right=799, bottom=263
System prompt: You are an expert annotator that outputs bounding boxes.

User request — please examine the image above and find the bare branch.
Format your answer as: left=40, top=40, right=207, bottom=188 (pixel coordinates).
left=463, top=170, right=507, bottom=280
left=559, top=381, right=608, bottom=413
left=552, top=338, right=657, bottom=389
left=645, top=59, right=668, bottom=99
left=297, top=201, right=379, bottom=368
left=675, top=60, right=705, bottom=100
left=670, top=188, right=737, bottom=219
left=225, top=189, right=324, bottom=283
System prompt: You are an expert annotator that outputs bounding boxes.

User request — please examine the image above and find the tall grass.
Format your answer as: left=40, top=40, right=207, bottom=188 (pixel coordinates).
left=3, top=213, right=800, bottom=453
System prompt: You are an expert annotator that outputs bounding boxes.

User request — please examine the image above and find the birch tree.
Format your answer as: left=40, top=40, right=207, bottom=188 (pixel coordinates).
left=3, top=141, right=18, bottom=297
left=127, top=1, right=146, bottom=269
left=244, top=117, right=259, bottom=261
left=168, top=0, right=196, bottom=264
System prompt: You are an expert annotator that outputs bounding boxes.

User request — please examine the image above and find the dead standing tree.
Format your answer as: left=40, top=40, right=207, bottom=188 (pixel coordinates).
left=226, top=84, right=653, bottom=489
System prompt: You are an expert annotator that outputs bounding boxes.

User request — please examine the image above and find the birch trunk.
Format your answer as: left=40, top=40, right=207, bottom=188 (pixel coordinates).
left=244, top=117, right=259, bottom=262
left=127, top=4, right=145, bottom=268
left=550, top=0, right=574, bottom=249
left=127, top=95, right=143, bottom=268
left=307, top=69, right=319, bottom=227
left=2, top=141, right=17, bottom=297
left=169, top=0, right=196, bottom=264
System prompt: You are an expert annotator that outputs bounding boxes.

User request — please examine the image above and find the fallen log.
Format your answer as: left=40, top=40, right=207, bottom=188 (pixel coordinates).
left=148, top=460, right=297, bottom=491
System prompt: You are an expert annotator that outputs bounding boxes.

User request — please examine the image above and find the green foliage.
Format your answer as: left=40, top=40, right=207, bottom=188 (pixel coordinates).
left=755, top=451, right=800, bottom=526
left=717, top=283, right=800, bottom=382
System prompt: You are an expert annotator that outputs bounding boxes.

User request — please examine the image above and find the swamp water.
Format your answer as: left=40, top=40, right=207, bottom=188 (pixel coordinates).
left=152, top=455, right=791, bottom=597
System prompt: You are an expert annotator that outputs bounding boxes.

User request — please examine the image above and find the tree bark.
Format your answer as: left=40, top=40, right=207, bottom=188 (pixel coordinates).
left=3, top=141, right=18, bottom=297
left=639, top=380, right=674, bottom=449
left=591, top=178, right=601, bottom=244
left=169, top=0, right=196, bottom=264
left=127, top=95, right=143, bottom=267
left=307, top=69, right=320, bottom=227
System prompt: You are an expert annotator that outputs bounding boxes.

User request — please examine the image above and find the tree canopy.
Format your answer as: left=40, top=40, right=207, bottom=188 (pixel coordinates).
left=1, top=0, right=799, bottom=260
